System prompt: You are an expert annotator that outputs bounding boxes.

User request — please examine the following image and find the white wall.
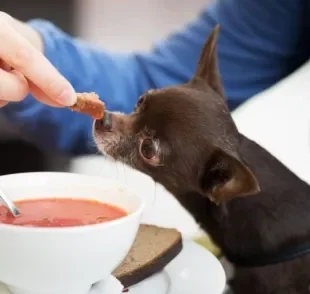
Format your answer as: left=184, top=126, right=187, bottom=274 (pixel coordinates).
left=75, top=0, right=210, bottom=51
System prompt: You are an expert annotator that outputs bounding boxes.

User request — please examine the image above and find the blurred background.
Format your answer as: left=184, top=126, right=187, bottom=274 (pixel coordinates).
left=0, top=0, right=210, bottom=51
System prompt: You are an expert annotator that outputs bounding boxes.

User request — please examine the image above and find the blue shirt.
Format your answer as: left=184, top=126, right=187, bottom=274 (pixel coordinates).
left=1, top=0, right=309, bottom=154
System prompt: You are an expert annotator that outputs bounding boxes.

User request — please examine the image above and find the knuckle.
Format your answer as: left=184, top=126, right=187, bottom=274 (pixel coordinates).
left=0, top=71, right=29, bottom=102
left=15, top=90, right=27, bottom=102
left=0, top=12, right=33, bottom=71
left=15, top=75, right=29, bottom=101
left=11, top=47, right=32, bottom=71
left=19, top=88, right=28, bottom=101
left=0, top=12, right=11, bottom=32
left=0, top=12, right=12, bottom=23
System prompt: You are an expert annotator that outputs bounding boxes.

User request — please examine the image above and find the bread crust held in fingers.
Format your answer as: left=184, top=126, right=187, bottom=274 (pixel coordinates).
left=69, top=92, right=105, bottom=119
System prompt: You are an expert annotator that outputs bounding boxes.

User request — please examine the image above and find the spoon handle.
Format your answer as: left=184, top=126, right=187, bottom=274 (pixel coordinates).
left=0, top=187, right=20, bottom=216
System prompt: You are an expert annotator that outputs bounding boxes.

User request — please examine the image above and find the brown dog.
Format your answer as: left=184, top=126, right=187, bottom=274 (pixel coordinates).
left=93, top=26, right=310, bottom=293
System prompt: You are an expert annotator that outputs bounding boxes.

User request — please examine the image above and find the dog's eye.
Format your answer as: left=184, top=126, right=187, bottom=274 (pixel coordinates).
left=137, top=96, right=145, bottom=106
left=140, top=138, right=156, bottom=159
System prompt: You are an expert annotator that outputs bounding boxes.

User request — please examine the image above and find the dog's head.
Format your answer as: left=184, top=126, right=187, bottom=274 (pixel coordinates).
left=94, top=26, right=260, bottom=203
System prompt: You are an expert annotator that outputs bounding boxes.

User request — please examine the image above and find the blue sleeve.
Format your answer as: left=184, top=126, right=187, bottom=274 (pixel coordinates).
left=1, top=0, right=307, bottom=155
left=136, top=0, right=307, bottom=109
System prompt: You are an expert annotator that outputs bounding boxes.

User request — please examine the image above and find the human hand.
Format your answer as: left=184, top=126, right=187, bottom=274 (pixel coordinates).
left=0, top=12, right=76, bottom=108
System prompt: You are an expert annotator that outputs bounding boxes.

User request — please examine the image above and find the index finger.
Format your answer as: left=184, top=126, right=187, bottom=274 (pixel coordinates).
left=0, top=14, right=76, bottom=106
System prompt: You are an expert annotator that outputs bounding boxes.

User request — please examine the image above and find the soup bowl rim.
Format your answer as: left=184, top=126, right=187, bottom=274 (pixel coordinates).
left=0, top=171, right=144, bottom=233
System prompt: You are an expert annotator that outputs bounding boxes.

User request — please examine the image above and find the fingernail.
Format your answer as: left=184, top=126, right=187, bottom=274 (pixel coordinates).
left=57, top=88, right=77, bottom=106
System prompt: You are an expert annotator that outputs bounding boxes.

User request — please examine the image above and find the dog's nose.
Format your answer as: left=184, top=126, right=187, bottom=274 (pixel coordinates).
left=96, top=111, right=112, bottom=131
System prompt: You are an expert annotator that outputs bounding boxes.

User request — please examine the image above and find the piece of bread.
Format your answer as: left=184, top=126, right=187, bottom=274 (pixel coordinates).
left=69, top=92, right=105, bottom=119
left=113, top=224, right=182, bottom=288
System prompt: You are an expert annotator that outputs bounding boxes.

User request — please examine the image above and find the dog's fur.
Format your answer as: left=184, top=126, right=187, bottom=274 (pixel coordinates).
left=93, top=26, right=310, bottom=293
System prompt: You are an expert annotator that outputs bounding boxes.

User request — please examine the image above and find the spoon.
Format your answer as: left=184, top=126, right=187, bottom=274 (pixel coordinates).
left=0, top=186, right=20, bottom=217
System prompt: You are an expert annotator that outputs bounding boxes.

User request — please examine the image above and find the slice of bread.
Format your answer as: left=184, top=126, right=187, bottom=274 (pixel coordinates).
left=112, top=224, right=182, bottom=288
left=69, top=92, right=105, bottom=119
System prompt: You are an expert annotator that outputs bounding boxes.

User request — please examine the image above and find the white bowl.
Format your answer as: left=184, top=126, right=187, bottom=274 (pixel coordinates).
left=0, top=172, right=144, bottom=294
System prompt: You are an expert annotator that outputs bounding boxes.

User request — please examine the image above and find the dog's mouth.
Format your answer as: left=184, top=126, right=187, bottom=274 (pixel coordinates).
left=94, top=111, right=113, bottom=132
left=93, top=112, right=116, bottom=156
left=92, top=111, right=135, bottom=162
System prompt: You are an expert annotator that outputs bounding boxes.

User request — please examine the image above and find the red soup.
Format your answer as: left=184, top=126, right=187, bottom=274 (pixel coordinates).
left=0, top=198, right=127, bottom=227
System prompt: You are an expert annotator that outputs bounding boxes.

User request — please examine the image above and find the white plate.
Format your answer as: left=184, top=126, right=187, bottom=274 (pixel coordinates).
left=126, top=240, right=226, bottom=294
left=0, top=240, right=226, bottom=294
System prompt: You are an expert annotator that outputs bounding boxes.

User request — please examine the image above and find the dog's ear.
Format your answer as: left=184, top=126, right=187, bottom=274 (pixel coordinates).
left=192, top=25, right=224, bottom=97
left=200, top=148, right=260, bottom=203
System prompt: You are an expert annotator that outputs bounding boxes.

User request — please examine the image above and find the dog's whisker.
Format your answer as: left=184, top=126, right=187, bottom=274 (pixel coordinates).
left=121, top=162, right=127, bottom=185
left=152, top=179, right=157, bottom=208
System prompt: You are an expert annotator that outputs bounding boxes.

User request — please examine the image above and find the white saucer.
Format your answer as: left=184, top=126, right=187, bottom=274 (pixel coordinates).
left=0, top=240, right=226, bottom=294
left=125, top=240, right=226, bottom=294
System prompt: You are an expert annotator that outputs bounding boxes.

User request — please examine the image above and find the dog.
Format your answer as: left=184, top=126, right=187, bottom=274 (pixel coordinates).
left=93, top=26, right=310, bottom=293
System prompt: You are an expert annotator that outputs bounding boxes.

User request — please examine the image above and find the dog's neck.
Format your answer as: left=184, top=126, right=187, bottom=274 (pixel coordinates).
left=174, top=132, right=310, bottom=267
